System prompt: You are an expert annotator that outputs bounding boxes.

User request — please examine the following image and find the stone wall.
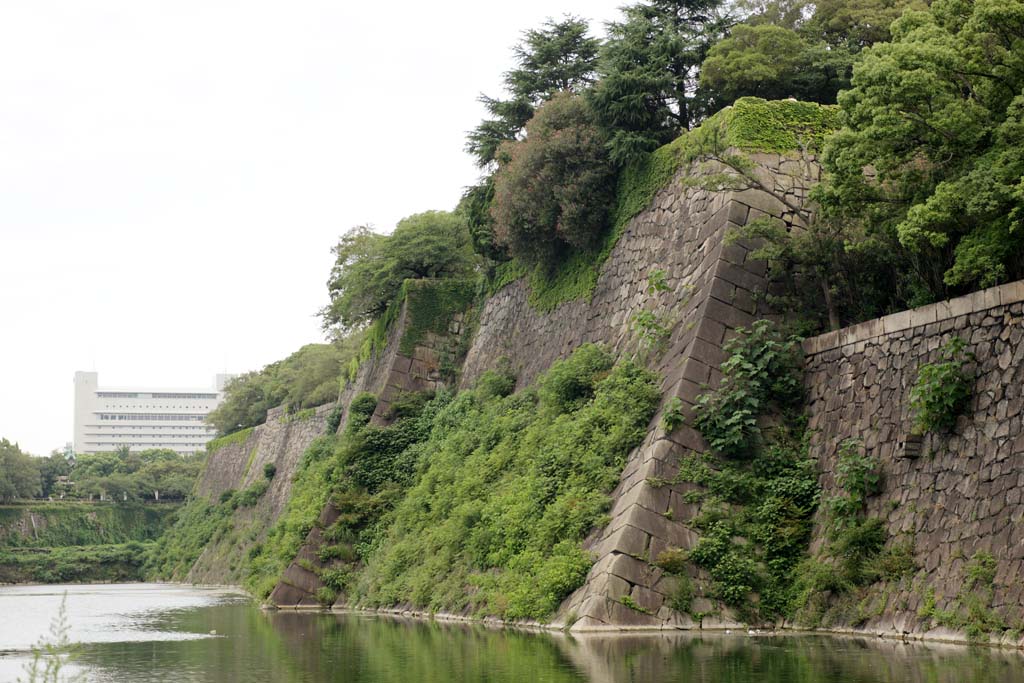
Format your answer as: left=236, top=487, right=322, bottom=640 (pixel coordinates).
left=802, top=279, right=1024, bottom=643
left=189, top=283, right=468, bottom=590
left=460, top=151, right=818, bottom=393
left=368, top=302, right=465, bottom=426
left=454, top=151, right=822, bottom=631
left=268, top=297, right=465, bottom=607
left=187, top=403, right=334, bottom=585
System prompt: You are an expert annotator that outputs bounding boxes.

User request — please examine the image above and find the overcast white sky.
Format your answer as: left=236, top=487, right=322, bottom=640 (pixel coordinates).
left=0, top=1, right=628, bottom=456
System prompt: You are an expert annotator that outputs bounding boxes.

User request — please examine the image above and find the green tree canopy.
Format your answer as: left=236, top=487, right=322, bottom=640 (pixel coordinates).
left=490, top=93, right=617, bottom=269
left=323, top=211, right=475, bottom=331
left=590, top=0, right=732, bottom=164
left=38, top=451, right=72, bottom=498
left=71, top=449, right=202, bottom=501
left=818, top=0, right=1024, bottom=296
left=808, top=0, right=926, bottom=52
left=699, top=24, right=852, bottom=110
left=0, top=439, right=41, bottom=501
left=206, top=335, right=365, bottom=435
left=467, top=16, right=601, bottom=167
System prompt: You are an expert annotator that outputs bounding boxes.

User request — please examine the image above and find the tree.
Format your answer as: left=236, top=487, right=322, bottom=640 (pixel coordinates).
left=0, top=439, right=41, bottom=501
left=66, top=448, right=202, bottom=502
left=698, top=24, right=852, bottom=111
left=734, top=0, right=810, bottom=30
left=322, top=211, right=475, bottom=331
left=467, top=16, right=601, bottom=167
left=590, top=0, right=733, bottom=164
left=817, top=0, right=1024, bottom=298
left=807, top=0, right=926, bottom=52
left=490, top=93, right=617, bottom=268
left=38, top=451, right=72, bottom=498
left=457, top=178, right=506, bottom=261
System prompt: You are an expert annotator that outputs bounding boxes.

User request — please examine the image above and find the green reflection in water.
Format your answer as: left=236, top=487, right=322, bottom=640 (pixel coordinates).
left=70, top=602, right=1024, bottom=683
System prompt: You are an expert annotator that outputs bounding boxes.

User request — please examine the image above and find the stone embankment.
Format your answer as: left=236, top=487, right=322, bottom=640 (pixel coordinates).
left=186, top=107, right=1024, bottom=645
left=187, top=403, right=335, bottom=585
left=803, top=279, right=1024, bottom=644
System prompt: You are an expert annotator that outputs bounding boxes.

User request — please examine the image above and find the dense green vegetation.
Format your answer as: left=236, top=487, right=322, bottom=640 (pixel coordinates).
left=670, top=322, right=820, bottom=622
left=0, top=502, right=177, bottom=548
left=819, top=0, right=1024, bottom=295
left=69, top=448, right=203, bottom=501
left=207, top=338, right=364, bottom=436
left=0, top=441, right=203, bottom=503
left=354, top=346, right=659, bottom=619
left=236, top=345, right=659, bottom=620
left=0, top=542, right=152, bottom=584
left=322, top=211, right=476, bottom=332
left=0, top=500, right=179, bottom=585
left=459, top=0, right=1024, bottom=329
left=909, top=337, right=976, bottom=434
left=0, top=439, right=43, bottom=501
left=144, top=497, right=232, bottom=579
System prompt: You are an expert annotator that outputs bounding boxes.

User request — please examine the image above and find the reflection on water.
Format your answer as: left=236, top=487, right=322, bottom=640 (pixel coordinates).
left=1, top=584, right=1023, bottom=682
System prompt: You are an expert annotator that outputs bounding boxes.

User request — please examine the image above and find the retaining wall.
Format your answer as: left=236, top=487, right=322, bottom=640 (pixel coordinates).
left=802, top=279, right=1024, bottom=642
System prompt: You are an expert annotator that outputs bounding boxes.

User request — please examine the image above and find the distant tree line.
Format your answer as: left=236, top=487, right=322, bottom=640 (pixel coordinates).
left=0, top=440, right=202, bottom=503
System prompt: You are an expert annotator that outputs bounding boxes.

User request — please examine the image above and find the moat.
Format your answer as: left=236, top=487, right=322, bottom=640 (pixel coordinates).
left=2, top=584, right=1024, bottom=682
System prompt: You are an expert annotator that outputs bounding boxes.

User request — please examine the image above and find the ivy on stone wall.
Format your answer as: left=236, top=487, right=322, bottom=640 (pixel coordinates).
left=346, top=279, right=476, bottom=383
left=676, top=320, right=819, bottom=622
left=398, top=279, right=476, bottom=356
left=486, top=99, right=838, bottom=314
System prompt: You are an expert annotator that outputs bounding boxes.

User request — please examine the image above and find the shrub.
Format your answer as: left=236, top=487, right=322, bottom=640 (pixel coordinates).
left=475, top=364, right=517, bottom=401
left=263, top=463, right=277, bottom=480
left=660, top=397, right=686, bottom=434
left=387, top=391, right=434, bottom=420
left=322, top=212, right=476, bottom=331
left=827, top=439, right=880, bottom=531
left=909, top=337, right=975, bottom=434
left=537, top=343, right=614, bottom=414
left=351, top=347, right=660, bottom=620
left=346, top=393, right=378, bottom=433
left=315, top=586, right=338, bottom=607
left=693, top=320, right=802, bottom=458
left=233, top=480, right=269, bottom=508
left=490, top=93, right=616, bottom=270
left=655, top=548, right=688, bottom=574
left=325, top=404, right=344, bottom=434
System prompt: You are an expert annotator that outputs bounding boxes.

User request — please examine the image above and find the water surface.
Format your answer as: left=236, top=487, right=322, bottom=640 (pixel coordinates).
left=1, top=583, right=1022, bottom=682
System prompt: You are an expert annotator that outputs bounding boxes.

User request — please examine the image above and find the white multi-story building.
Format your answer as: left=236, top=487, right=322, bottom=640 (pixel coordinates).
left=73, top=372, right=232, bottom=456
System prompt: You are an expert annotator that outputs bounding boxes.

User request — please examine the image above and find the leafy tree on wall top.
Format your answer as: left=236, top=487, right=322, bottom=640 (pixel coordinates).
left=590, top=0, right=733, bottom=164
left=817, top=0, right=1024, bottom=299
left=206, top=337, right=365, bottom=435
left=466, top=16, right=601, bottom=168
left=322, top=210, right=475, bottom=331
left=489, top=93, right=617, bottom=269
left=698, top=24, right=853, bottom=111
left=807, top=0, right=927, bottom=52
